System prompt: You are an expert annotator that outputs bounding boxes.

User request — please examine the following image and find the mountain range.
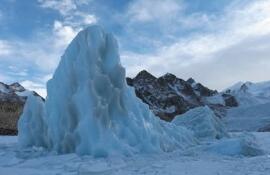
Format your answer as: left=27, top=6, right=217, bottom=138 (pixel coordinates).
left=0, top=71, right=269, bottom=134
left=127, top=70, right=238, bottom=121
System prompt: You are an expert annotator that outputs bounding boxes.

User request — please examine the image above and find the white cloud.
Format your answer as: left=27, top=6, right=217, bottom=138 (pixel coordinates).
left=0, top=11, right=2, bottom=22
left=38, top=0, right=97, bottom=28
left=38, top=0, right=77, bottom=16
left=19, top=74, right=52, bottom=98
left=20, top=80, right=47, bottom=98
left=53, top=20, right=78, bottom=48
left=0, top=23, right=77, bottom=74
left=0, top=0, right=96, bottom=93
left=123, top=0, right=270, bottom=90
left=80, top=13, right=97, bottom=25
left=7, top=66, right=28, bottom=77
left=127, top=0, right=183, bottom=23
left=0, top=40, right=12, bottom=56
left=0, top=74, right=11, bottom=83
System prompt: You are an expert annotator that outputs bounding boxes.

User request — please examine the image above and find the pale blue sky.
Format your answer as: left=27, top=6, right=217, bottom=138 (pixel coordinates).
left=0, top=0, right=270, bottom=97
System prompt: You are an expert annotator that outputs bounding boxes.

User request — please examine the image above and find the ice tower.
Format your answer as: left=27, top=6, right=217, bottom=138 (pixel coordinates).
left=18, top=26, right=196, bottom=157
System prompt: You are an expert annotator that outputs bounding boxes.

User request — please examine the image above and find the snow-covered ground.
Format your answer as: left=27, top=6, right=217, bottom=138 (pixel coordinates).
left=1, top=133, right=270, bottom=175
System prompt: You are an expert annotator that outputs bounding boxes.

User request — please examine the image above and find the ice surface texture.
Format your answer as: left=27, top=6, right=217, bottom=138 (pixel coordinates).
left=173, top=106, right=228, bottom=140
left=18, top=26, right=196, bottom=157
left=18, top=94, right=47, bottom=147
left=204, top=133, right=264, bottom=156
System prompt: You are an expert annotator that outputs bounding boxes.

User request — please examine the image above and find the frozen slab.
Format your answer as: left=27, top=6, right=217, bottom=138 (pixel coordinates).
left=203, top=133, right=264, bottom=156
left=173, top=106, right=228, bottom=140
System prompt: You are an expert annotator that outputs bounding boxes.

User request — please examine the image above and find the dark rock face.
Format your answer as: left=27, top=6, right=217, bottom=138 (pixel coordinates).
left=193, top=83, right=218, bottom=97
left=258, top=124, right=270, bottom=132
left=222, top=93, right=238, bottom=107
left=0, top=101, right=23, bottom=135
left=0, top=82, right=43, bottom=135
left=127, top=70, right=238, bottom=121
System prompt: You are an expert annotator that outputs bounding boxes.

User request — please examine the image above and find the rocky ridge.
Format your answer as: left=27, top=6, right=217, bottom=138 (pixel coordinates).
left=127, top=70, right=238, bottom=121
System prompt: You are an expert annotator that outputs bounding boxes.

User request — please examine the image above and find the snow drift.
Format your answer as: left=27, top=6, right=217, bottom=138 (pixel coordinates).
left=173, top=106, right=228, bottom=140
left=18, top=26, right=197, bottom=157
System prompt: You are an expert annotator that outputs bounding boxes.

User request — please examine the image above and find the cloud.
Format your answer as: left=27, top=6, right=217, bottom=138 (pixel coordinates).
left=38, top=0, right=97, bottom=28
left=0, top=40, right=12, bottom=56
left=20, top=80, right=47, bottom=98
left=123, top=0, right=270, bottom=90
left=7, top=66, right=28, bottom=77
left=0, top=0, right=96, bottom=77
left=19, top=74, right=52, bottom=98
left=38, top=0, right=77, bottom=16
left=53, top=20, right=78, bottom=48
left=2, top=0, right=270, bottom=93
left=0, top=10, right=2, bottom=21
left=0, top=0, right=98, bottom=95
left=127, top=0, right=184, bottom=23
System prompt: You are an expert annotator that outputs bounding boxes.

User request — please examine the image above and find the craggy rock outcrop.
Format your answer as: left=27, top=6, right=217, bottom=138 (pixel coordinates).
left=127, top=70, right=238, bottom=121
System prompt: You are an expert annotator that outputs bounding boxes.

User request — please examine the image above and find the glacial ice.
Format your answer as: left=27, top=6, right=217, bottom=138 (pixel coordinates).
left=203, top=133, right=264, bottom=156
left=18, top=94, right=47, bottom=147
left=173, top=106, right=228, bottom=140
left=18, top=26, right=197, bottom=157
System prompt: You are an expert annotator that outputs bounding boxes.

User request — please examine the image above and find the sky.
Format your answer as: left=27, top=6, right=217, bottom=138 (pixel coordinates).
left=0, top=0, right=270, bottom=97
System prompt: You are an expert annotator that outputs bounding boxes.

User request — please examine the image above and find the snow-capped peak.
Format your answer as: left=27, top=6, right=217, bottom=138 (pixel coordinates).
left=225, top=80, right=270, bottom=106
left=9, top=82, right=25, bottom=92
left=0, top=82, right=43, bottom=103
left=187, top=78, right=196, bottom=86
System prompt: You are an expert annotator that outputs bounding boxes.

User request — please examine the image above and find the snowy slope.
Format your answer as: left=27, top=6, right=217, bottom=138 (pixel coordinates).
left=225, top=81, right=270, bottom=106
left=224, top=81, right=270, bottom=131
left=0, top=82, right=42, bottom=103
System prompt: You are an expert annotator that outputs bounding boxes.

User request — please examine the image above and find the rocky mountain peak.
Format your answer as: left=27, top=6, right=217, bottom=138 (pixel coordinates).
left=157, top=73, right=178, bottom=85
left=135, top=70, right=156, bottom=80
left=193, top=83, right=218, bottom=97
left=127, top=71, right=238, bottom=121
left=9, top=82, right=25, bottom=92
left=187, top=78, right=196, bottom=85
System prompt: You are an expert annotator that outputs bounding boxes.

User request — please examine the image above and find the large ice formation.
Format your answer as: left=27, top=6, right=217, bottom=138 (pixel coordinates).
left=18, top=26, right=196, bottom=157
left=173, top=106, right=228, bottom=140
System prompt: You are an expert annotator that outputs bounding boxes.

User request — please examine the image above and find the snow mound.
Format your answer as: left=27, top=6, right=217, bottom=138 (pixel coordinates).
left=204, top=133, right=264, bottom=156
left=18, top=26, right=197, bottom=157
left=173, top=106, right=228, bottom=140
